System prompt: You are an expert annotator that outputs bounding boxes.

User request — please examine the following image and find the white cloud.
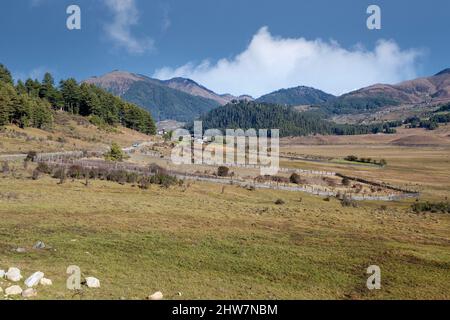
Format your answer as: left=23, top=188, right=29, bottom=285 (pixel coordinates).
left=154, top=27, right=422, bottom=97
left=161, top=4, right=171, bottom=32
left=103, top=0, right=154, bottom=55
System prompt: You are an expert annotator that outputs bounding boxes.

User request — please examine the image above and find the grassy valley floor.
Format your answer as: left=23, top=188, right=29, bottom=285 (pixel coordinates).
left=0, top=175, right=449, bottom=300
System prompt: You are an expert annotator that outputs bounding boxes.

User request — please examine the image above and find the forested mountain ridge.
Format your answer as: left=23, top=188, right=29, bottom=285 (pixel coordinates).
left=256, top=86, right=335, bottom=106
left=195, top=101, right=398, bottom=137
left=85, top=71, right=221, bottom=122
left=0, top=64, right=156, bottom=135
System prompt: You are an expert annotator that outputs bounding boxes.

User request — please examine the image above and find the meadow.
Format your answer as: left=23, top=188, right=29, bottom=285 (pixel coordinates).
left=0, top=123, right=449, bottom=300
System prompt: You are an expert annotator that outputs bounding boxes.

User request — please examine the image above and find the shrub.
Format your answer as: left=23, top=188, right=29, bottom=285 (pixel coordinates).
left=67, top=165, right=84, bottom=179
left=150, top=173, right=178, bottom=188
left=289, top=173, right=302, bottom=184
left=345, top=155, right=358, bottom=162
left=149, top=163, right=167, bottom=175
left=104, top=143, right=127, bottom=162
left=26, top=151, right=37, bottom=162
left=54, top=168, right=66, bottom=184
left=1, top=161, right=10, bottom=174
left=217, top=166, right=230, bottom=177
left=342, top=177, right=351, bottom=186
left=36, top=162, right=52, bottom=174
left=31, top=169, right=40, bottom=180
left=126, top=172, right=139, bottom=184
left=138, top=177, right=151, bottom=190
left=107, top=170, right=128, bottom=184
left=411, top=202, right=450, bottom=214
left=341, top=197, right=358, bottom=208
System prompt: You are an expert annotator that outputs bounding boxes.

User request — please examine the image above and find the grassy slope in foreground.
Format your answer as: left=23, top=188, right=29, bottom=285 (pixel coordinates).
left=0, top=173, right=449, bottom=300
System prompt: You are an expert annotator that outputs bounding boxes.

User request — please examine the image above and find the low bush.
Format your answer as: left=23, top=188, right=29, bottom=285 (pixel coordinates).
left=217, top=166, right=230, bottom=177
left=289, top=173, right=302, bottom=184
left=341, top=197, right=358, bottom=208
left=36, top=162, right=52, bottom=174
left=412, top=202, right=450, bottom=214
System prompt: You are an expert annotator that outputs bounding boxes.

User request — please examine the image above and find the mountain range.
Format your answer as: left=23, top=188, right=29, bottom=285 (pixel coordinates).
left=326, top=69, right=450, bottom=115
left=85, top=68, right=450, bottom=122
left=84, top=71, right=251, bottom=122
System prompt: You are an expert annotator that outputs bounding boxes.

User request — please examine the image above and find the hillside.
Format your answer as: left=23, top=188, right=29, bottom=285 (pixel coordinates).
left=195, top=101, right=397, bottom=137
left=0, top=111, right=153, bottom=155
left=326, top=68, right=450, bottom=115
left=257, top=86, right=335, bottom=106
left=0, top=64, right=156, bottom=136
left=162, top=77, right=235, bottom=105
left=85, top=71, right=221, bottom=121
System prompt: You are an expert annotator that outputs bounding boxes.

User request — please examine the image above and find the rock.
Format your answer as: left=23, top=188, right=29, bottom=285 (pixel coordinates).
left=0, top=287, right=3, bottom=293
left=0, top=270, right=5, bottom=278
left=85, top=277, right=100, bottom=288
left=33, top=241, right=46, bottom=249
left=24, top=272, right=44, bottom=288
left=6, top=267, right=22, bottom=282
left=40, top=278, right=53, bottom=286
left=148, top=291, right=164, bottom=300
left=5, top=285, right=23, bottom=296
left=22, top=288, right=37, bottom=298
left=15, top=248, right=26, bottom=253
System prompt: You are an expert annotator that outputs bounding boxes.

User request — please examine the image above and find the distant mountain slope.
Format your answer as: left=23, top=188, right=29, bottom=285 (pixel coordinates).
left=256, top=86, right=335, bottom=106
left=163, top=77, right=254, bottom=105
left=121, top=80, right=221, bottom=122
left=85, top=71, right=220, bottom=122
left=162, top=77, right=229, bottom=105
left=327, top=69, right=450, bottom=114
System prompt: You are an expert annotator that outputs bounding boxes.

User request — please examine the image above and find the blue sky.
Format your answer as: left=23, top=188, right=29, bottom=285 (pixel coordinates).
left=0, top=0, right=449, bottom=97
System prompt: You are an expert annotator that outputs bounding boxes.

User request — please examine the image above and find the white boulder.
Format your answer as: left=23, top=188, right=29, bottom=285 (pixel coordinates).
left=40, top=278, right=53, bottom=286
left=24, top=272, right=44, bottom=288
left=5, top=285, right=23, bottom=296
left=22, top=288, right=37, bottom=298
left=0, top=269, right=5, bottom=278
left=149, top=291, right=164, bottom=300
left=85, top=277, right=100, bottom=288
left=6, top=267, right=22, bottom=282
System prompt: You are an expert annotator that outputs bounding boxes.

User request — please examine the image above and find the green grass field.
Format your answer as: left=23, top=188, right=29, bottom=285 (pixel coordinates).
left=1, top=172, right=449, bottom=300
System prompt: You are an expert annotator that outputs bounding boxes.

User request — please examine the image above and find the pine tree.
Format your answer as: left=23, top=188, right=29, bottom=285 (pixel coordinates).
left=0, top=64, right=13, bottom=85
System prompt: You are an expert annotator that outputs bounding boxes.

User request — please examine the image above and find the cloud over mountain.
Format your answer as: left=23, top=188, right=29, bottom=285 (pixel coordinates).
left=103, top=0, right=154, bottom=54
left=154, top=27, right=422, bottom=97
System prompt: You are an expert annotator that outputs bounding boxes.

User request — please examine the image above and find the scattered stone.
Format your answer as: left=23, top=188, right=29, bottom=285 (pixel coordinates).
left=0, top=270, right=5, bottom=278
left=85, top=277, right=100, bottom=288
left=24, top=272, right=44, bottom=288
left=5, top=285, right=23, bottom=296
left=40, top=278, right=53, bottom=286
left=148, top=291, right=163, bottom=300
left=15, top=248, right=26, bottom=253
left=33, top=241, right=46, bottom=250
left=22, top=288, right=37, bottom=298
left=177, top=292, right=182, bottom=297
left=6, top=267, right=22, bottom=282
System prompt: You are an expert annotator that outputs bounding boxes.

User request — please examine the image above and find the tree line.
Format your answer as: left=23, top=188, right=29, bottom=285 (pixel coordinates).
left=196, top=101, right=398, bottom=137
left=404, top=113, right=450, bottom=131
left=0, top=63, right=156, bottom=134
